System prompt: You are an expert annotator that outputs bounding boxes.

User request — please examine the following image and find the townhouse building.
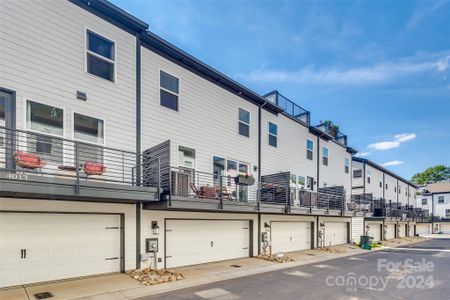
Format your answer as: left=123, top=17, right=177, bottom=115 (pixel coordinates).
left=415, top=182, right=450, bottom=235
left=351, top=157, right=419, bottom=242
left=1, top=0, right=361, bottom=288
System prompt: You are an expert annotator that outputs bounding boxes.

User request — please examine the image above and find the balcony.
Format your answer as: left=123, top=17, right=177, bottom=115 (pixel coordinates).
left=263, top=91, right=311, bottom=125
left=315, top=121, right=347, bottom=147
left=0, top=126, right=158, bottom=203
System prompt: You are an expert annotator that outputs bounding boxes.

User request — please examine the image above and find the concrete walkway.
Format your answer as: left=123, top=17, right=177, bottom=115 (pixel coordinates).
left=0, top=237, right=427, bottom=300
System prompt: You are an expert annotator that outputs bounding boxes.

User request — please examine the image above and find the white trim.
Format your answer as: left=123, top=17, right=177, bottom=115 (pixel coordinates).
left=268, top=121, right=277, bottom=147
left=71, top=111, right=106, bottom=146
left=176, top=143, right=196, bottom=170
left=84, top=27, right=117, bottom=84
left=23, top=98, right=66, bottom=139
left=238, top=107, right=250, bottom=138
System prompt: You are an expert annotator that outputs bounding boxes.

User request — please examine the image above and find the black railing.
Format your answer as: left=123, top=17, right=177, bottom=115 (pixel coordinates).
left=0, top=126, right=141, bottom=190
left=263, top=91, right=311, bottom=125
left=315, top=123, right=347, bottom=147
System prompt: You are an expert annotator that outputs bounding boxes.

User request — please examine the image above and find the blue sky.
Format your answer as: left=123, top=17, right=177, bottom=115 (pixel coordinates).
left=112, top=0, right=450, bottom=180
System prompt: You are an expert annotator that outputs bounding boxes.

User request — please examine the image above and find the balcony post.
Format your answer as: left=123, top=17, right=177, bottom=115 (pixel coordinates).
left=75, top=141, right=80, bottom=194
left=219, top=175, right=223, bottom=209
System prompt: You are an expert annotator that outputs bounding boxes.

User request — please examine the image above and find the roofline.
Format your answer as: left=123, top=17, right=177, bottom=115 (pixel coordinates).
left=352, top=157, right=418, bottom=188
left=72, top=0, right=149, bottom=33
left=141, top=31, right=283, bottom=114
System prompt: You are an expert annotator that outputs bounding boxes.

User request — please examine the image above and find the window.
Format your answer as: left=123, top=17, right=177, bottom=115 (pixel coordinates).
left=322, top=147, right=328, bottom=166
left=344, top=158, right=349, bottom=173
left=160, top=71, right=179, bottom=111
left=86, top=30, right=115, bottom=82
left=74, top=113, right=105, bottom=163
left=306, top=176, right=314, bottom=191
left=268, top=122, right=277, bottom=147
left=290, top=174, right=297, bottom=187
left=394, top=186, right=397, bottom=193
left=398, top=186, right=401, bottom=194
left=353, top=169, right=362, bottom=178
left=213, top=156, right=226, bottom=183
left=298, top=176, right=305, bottom=188
left=74, top=113, right=104, bottom=144
left=386, top=184, right=388, bottom=190
left=306, top=140, right=314, bottom=160
left=238, top=108, right=250, bottom=137
left=0, top=96, right=5, bottom=120
left=446, top=209, right=450, bottom=218
left=438, top=196, right=445, bottom=204
left=367, top=170, right=371, bottom=184
left=178, top=146, right=195, bottom=168
left=26, top=100, right=64, bottom=163
left=379, top=181, right=382, bottom=188
left=422, top=198, right=427, bottom=205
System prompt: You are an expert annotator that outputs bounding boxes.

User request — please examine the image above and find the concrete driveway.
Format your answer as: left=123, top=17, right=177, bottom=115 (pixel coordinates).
left=142, top=238, right=450, bottom=300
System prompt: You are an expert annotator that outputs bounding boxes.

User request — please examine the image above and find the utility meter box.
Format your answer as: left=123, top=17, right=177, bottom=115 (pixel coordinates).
left=146, top=238, right=158, bottom=253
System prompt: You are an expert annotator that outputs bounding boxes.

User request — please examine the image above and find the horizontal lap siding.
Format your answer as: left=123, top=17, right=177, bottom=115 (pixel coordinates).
left=141, top=49, right=259, bottom=173
left=384, top=174, right=398, bottom=203
left=365, top=165, right=384, bottom=199
left=0, top=198, right=136, bottom=270
left=261, top=112, right=317, bottom=188
left=318, top=140, right=352, bottom=200
left=351, top=160, right=364, bottom=191
left=0, top=0, right=136, bottom=152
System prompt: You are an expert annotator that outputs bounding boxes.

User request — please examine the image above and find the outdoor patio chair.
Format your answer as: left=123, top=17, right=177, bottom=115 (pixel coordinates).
left=83, top=161, right=106, bottom=177
left=13, top=151, right=46, bottom=174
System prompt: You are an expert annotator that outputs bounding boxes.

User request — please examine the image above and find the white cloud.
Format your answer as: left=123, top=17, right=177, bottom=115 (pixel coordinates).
left=406, top=1, right=447, bottom=30
left=394, top=133, right=417, bottom=142
left=239, top=52, right=450, bottom=86
left=382, top=161, right=404, bottom=167
left=354, top=152, right=370, bottom=157
left=368, top=141, right=400, bottom=151
left=367, top=132, right=416, bottom=151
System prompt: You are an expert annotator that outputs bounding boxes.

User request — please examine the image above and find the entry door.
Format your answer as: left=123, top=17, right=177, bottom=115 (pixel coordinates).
left=0, top=89, right=15, bottom=170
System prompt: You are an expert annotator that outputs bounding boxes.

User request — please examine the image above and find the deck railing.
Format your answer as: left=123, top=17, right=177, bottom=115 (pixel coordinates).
left=263, top=91, right=311, bottom=125
left=0, top=126, right=140, bottom=190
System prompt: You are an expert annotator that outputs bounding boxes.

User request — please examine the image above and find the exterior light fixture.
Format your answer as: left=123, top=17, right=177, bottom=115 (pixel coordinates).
left=151, top=221, right=159, bottom=235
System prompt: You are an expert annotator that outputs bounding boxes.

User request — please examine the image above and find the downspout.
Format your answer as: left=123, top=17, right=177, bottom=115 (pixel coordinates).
left=363, top=163, right=366, bottom=217
left=135, top=32, right=142, bottom=269
left=316, top=135, right=320, bottom=193
left=257, top=101, right=266, bottom=255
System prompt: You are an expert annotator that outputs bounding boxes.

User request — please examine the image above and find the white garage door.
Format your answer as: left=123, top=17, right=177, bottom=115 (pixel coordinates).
left=0, top=213, right=121, bottom=288
left=385, top=224, right=396, bottom=240
left=416, top=223, right=431, bottom=236
left=367, top=223, right=382, bottom=242
left=165, top=219, right=250, bottom=268
left=440, top=223, right=450, bottom=234
left=271, top=222, right=311, bottom=253
left=324, top=222, right=348, bottom=246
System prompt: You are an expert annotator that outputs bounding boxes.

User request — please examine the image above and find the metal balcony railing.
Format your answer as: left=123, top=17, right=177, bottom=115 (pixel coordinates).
left=0, top=126, right=140, bottom=189
left=263, top=91, right=311, bottom=125
left=315, top=123, right=348, bottom=147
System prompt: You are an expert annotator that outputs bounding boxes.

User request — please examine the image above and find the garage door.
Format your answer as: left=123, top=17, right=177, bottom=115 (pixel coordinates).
left=440, top=223, right=450, bottom=234
left=165, top=219, right=250, bottom=268
left=324, top=222, right=348, bottom=246
left=416, top=223, right=431, bottom=235
left=271, top=222, right=311, bottom=253
left=385, top=224, right=395, bottom=240
left=0, top=213, right=121, bottom=288
left=367, top=223, right=382, bottom=242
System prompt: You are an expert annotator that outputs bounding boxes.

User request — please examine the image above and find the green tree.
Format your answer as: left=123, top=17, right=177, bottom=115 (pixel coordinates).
left=411, top=165, right=450, bottom=185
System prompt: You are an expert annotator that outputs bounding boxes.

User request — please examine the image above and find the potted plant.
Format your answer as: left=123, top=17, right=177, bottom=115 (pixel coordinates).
left=234, top=173, right=255, bottom=186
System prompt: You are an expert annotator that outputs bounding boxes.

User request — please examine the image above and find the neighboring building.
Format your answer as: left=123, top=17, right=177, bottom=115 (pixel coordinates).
left=351, top=157, right=420, bottom=242
left=416, top=183, right=450, bottom=234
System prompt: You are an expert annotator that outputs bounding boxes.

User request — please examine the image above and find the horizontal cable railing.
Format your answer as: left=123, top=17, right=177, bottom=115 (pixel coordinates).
left=0, top=126, right=141, bottom=190
left=315, top=123, right=347, bottom=147
left=263, top=91, right=311, bottom=125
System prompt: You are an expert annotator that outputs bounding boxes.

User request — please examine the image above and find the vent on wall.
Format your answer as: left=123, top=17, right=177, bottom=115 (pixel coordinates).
left=76, top=91, right=87, bottom=101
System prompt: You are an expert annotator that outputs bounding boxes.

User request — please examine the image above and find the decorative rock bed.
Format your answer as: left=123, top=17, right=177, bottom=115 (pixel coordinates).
left=315, top=246, right=347, bottom=254
left=256, top=254, right=295, bottom=263
left=127, top=269, right=184, bottom=285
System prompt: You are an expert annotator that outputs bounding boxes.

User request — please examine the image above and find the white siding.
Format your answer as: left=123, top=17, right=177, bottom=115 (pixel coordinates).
left=260, top=112, right=317, bottom=189
left=384, top=174, right=398, bottom=203
left=319, top=139, right=352, bottom=199
left=141, top=49, right=259, bottom=174
left=434, top=193, right=450, bottom=219
left=351, top=217, right=364, bottom=244
left=0, top=0, right=137, bottom=152
left=351, top=160, right=364, bottom=195
left=365, top=165, right=384, bottom=199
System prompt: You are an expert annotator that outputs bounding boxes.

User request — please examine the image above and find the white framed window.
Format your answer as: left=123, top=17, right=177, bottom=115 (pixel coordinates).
left=238, top=108, right=250, bottom=137
left=422, top=198, right=427, bottom=205
left=178, top=146, right=196, bottom=169
left=268, top=122, right=277, bottom=147
left=26, top=100, right=64, bottom=163
left=306, top=176, right=314, bottom=191
left=446, top=209, right=450, bottom=217
left=298, top=176, right=305, bottom=188
left=398, top=186, right=401, bottom=194
left=367, top=170, right=371, bottom=184
left=73, top=112, right=105, bottom=163
left=344, top=158, right=349, bottom=173
left=438, top=196, right=445, bottom=204
left=322, top=147, right=328, bottom=166
left=306, top=140, right=313, bottom=160
left=86, top=30, right=115, bottom=82
left=160, top=70, right=179, bottom=111
left=353, top=169, right=362, bottom=178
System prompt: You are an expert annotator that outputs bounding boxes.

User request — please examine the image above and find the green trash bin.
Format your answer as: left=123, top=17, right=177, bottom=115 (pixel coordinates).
left=360, top=235, right=374, bottom=250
